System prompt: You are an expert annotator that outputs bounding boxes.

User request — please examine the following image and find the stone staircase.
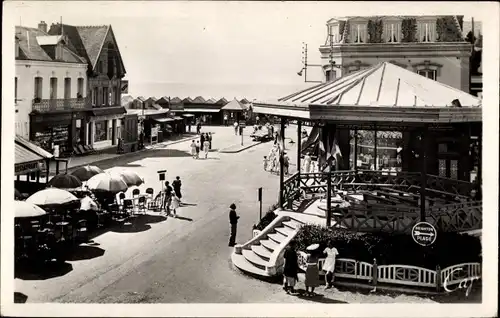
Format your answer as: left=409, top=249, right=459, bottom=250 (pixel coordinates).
left=231, top=215, right=304, bottom=277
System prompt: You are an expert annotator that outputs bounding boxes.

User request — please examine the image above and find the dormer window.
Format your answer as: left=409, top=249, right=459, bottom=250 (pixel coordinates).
left=55, top=43, right=63, bottom=60
left=385, top=22, right=401, bottom=43
left=351, top=23, right=367, bottom=43
left=329, top=24, right=341, bottom=44
left=418, top=20, right=436, bottom=42
left=15, top=37, right=20, bottom=58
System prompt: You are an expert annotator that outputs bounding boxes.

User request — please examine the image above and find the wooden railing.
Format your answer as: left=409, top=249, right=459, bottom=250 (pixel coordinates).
left=429, top=201, right=482, bottom=232
left=297, top=252, right=481, bottom=291
left=426, top=175, right=477, bottom=198
left=32, top=98, right=88, bottom=112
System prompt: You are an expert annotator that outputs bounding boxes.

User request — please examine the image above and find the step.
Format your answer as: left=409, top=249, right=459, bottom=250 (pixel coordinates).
left=242, top=249, right=268, bottom=270
left=231, top=252, right=270, bottom=277
left=260, top=239, right=279, bottom=252
left=283, top=220, right=303, bottom=230
left=267, top=232, right=287, bottom=244
left=275, top=226, right=295, bottom=237
left=251, top=245, right=272, bottom=261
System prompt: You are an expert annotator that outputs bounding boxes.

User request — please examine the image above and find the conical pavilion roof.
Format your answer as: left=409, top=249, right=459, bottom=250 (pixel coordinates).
left=221, top=99, right=246, bottom=111
left=276, top=62, right=480, bottom=108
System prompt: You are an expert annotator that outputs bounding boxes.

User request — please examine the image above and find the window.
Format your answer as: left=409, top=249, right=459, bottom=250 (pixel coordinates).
left=438, top=143, right=448, bottom=153
left=94, top=120, right=108, bottom=142
left=351, top=23, right=367, bottom=43
left=418, top=21, right=436, bottom=42
left=77, top=78, right=84, bottom=99
left=103, top=87, right=109, bottom=105
left=450, top=160, right=458, bottom=179
left=110, top=87, right=114, bottom=105
left=438, top=159, right=447, bottom=177
left=56, top=44, right=63, bottom=60
left=64, top=78, right=71, bottom=99
left=385, top=22, right=401, bottom=43
left=50, top=78, right=57, bottom=99
left=417, top=70, right=436, bottom=80
left=325, top=70, right=336, bottom=82
left=34, top=77, right=43, bottom=99
left=15, top=77, right=18, bottom=103
left=98, top=61, right=103, bottom=73
left=92, top=87, right=98, bottom=106
left=116, top=86, right=121, bottom=106
left=329, top=24, right=340, bottom=43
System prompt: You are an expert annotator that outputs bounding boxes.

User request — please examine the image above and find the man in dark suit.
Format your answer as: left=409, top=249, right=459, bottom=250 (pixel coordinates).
left=228, top=203, right=240, bottom=246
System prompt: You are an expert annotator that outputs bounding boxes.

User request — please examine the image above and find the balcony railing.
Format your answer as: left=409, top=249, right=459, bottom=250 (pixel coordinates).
left=32, top=98, right=88, bottom=112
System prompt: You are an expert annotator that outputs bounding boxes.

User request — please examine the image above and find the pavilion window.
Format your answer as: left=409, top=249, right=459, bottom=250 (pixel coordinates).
left=351, top=23, right=367, bottom=43
left=418, top=21, right=436, bottom=42
left=417, top=69, right=437, bottom=81
left=375, top=131, right=403, bottom=171
left=450, top=160, right=458, bottom=180
left=385, top=22, right=401, bottom=43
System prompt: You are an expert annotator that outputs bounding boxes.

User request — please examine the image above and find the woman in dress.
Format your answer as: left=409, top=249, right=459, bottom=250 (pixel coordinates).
left=190, top=140, right=197, bottom=159
left=304, top=244, right=321, bottom=296
left=200, top=133, right=206, bottom=152
left=322, top=240, right=339, bottom=289
left=207, top=132, right=213, bottom=150
left=303, top=152, right=312, bottom=173
left=170, top=194, right=180, bottom=218
left=203, top=139, right=210, bottom=159
left=195, top=141, right=200, bottom=159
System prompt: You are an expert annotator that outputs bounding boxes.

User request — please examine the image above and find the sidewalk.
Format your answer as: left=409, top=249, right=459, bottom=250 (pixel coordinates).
left=49, top=133, right=197, bottom=173
left=218, top=135, right=265, bottom=153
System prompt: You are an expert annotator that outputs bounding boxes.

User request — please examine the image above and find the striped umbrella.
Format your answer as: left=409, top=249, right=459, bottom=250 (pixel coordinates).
left=87, top=173, right=128, bottom=194
left=15, top=201, right=48, bottom=218
left=70, top=165, right=104, bottom=182
left=26, top=188, right=79, bottom=207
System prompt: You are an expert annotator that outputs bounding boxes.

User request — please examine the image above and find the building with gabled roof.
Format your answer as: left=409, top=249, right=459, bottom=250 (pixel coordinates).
left=15, top=23, right=89, bottom=151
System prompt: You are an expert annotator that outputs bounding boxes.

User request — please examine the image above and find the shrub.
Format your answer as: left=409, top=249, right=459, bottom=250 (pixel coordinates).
left=253, top=203, right=279, bottom=231
left=294, top=224, right=481, bottom=269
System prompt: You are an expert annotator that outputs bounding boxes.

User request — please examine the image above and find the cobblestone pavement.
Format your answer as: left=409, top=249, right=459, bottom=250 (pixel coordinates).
left=14, top=125, right=479, bottom=304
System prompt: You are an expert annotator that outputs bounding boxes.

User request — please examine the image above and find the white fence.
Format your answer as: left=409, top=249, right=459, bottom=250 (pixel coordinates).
left=297, top=251, right=481, bottom=291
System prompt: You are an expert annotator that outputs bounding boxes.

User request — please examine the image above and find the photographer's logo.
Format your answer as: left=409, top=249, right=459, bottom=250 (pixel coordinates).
left=443, top=267, right=480, bottom=297
left=411, top=222, right=437, bottom=246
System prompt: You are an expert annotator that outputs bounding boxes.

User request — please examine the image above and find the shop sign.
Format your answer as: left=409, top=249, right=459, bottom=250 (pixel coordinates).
left=121, top=80, right=129, bottom=94
left=15, top=161, right=40, bottom=175
left=151, top=127, right=159, bottom=137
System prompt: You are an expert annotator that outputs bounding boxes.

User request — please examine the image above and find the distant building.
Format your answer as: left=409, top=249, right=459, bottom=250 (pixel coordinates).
left=15, top=22, right=88, bottom=152
left=320, top=16, right=471, bottom=92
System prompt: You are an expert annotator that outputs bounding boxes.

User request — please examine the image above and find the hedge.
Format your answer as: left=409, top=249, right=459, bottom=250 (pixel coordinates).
left=294, top=224, right=481, bottom=269
left=253, top=203, right=279, bottom=231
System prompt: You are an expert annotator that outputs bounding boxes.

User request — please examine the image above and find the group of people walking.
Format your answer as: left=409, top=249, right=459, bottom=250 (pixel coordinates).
left=158, top=176, right=183, bottom=218
left=282, top=240, right=339, bottom=296
left=190, top=132, right=213, bottom=159
left=263, top=144, right=290, bottom=175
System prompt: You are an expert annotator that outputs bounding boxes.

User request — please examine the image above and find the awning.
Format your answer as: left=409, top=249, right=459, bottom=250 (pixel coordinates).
left=16, top=144, right=44, bottom=165
left=92, top=106, right=127, bottom=117
left=154, top=118, right=175, bottom=123
left=15, top=136, right=53, bottom=175
left=182, top=108, right=220, bottom=113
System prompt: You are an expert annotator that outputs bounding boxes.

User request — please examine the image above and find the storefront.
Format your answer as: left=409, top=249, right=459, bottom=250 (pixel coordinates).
left=30, top=110, right=89, bottom=155
left=86, top=106, right=126, bottom=150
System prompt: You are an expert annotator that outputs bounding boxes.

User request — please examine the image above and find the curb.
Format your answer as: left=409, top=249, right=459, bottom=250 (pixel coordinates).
left=219, top=141, right=264, bottom=154
left=66, top=136, right=195, bottom=171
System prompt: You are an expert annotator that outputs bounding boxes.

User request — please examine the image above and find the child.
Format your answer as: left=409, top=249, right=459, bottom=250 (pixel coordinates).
left=263, top=156, right=269, bottom=171
left=170, top=194, right=180, bottom=218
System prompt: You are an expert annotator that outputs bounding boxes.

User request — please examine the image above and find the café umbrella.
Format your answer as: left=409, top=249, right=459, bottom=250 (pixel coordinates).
left=26, top=188, right=79, bottom=207
left=15, top=201, right=47, bottom=218
left=48, top=173, right=83, bottom=189
left=119, top=170, right=144, bottom=187
left=70, top=165, right=104, bottom=182
left=87, top=173, right=128, bottom=194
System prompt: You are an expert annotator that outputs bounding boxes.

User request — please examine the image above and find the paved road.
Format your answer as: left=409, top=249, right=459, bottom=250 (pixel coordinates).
left=15, top=125, right=453, bottom=304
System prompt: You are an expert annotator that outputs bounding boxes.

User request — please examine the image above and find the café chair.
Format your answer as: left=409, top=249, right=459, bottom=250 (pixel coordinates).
left=137, top=196, right=147, bottom=214
left=76, top=219, right=88, bottom=243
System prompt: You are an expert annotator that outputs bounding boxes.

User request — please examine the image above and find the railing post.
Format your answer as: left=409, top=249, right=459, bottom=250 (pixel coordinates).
left=420, top=126, right=428, bottom=222
left=326, top=163, right=332, bottom=227
left=279, top=117, right=285, bottom=209
left=371, top=258, right=378, bottom=291
left=435, top=265, right=442, bottom=292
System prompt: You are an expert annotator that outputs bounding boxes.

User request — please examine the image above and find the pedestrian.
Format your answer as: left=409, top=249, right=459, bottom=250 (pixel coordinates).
left=203, top=139, right=210, bottom=159
left=233, top=121, right=239, bottom=135
left=195, top=141, right=200, bottom=159
left=172, top=176, right=182, bottom=202
left=323, top=240, right=339, bottom=289
left=200, top=133, right=206, bottom=151
left=303, top=152, right=312, bottom=173
left=53, top=143, right=60, bottom=158
left=163, top=181, right=173, bottom=214
left=207, top=132, right=213, bottom=150
left=224, top=114, right=228, bottom=126
left=304, top=243, right=321, bottom=296
left=283, top=240, right=299, bottom=294
left=263, top=156, right=268, bottom=171
left=170, top=194, right=180, bottom=218
left=283, top=152, right=290, bottom=175
left=190, top=140, right=197, bottom=159
left=197, top=122, right=202, bottom=134
left=228, top=203, right=239, bottom=246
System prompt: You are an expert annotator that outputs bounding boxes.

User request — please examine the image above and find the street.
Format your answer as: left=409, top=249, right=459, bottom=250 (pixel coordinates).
left=14, top=126, right=461, bottom=304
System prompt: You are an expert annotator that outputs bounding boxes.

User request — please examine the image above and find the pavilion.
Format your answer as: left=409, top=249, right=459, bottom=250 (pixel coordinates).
left=253, top=62, right=482, bottom=233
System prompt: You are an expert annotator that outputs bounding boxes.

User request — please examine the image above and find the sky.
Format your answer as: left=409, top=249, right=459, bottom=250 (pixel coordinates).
left=5, top=1, right=486, bottom=100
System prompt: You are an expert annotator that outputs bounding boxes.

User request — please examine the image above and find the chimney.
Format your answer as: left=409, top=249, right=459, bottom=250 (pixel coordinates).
left=38, top=21, right=47, bottom=33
